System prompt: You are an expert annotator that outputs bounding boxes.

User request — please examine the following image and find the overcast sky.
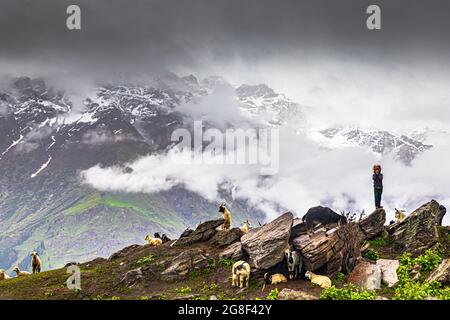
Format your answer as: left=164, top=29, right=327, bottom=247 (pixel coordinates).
left=1, top=0, right=450, bottom=130
left=2, top=1, right=450, bottom=223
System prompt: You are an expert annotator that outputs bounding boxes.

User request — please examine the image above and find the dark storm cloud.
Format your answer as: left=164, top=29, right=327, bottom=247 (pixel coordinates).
left=0, top=0, right=450, bottom=78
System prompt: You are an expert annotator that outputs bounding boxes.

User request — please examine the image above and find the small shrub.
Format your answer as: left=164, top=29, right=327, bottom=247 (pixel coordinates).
left=320, top=285, right=377, bottom=300
left=218, top=258, right=235, bottom=267
left=332, top=272, right=346, bottom=286
left=137, top=254, right=156, bottom=265
left=368, top=237, right=388, bottom=248
left=362, top=249, right=380, bottom=261
left=394, top=249, right=448, bottom=300
left=176, top=286, right=192, bottom=294
left=140, top=296, right=150, bottom=300
left=111, top=296, right=121, bottom=300
left=266, top=288, right=279, bottom=300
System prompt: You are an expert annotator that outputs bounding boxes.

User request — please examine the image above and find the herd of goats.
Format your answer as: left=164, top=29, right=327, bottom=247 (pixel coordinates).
left=0, top=203, right=413, bottom=290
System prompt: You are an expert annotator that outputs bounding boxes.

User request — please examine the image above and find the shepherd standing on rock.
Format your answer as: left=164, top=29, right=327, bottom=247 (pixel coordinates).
left=373, top=165, right=383, bottom=209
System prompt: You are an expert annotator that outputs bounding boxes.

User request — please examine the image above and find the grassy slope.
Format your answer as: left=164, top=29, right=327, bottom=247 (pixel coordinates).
left=1, top=230, right=448, bottom=300
left=0, top=242, right=323, bottom=300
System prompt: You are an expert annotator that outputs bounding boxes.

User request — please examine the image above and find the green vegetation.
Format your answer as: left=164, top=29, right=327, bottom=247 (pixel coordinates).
left=368, top=237, right=389, bottom=248
left=320, top=285, right=377, bottom=300
left=217, top=258, right=235, bottom=267
left=394, top=249, right=449, bottom=300
left=332, top=272, right=346, bottom=286
left=136, top=254, right=156, bottom=265
left=176, top=286, right=193, bottom=295
left=265, top=288, right=279, bottom=300
left=362, top=248, right=380, bottom=261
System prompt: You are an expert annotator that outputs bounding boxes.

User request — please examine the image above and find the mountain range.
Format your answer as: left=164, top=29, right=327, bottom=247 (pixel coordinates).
left=0, top=73, right=436, bottom=271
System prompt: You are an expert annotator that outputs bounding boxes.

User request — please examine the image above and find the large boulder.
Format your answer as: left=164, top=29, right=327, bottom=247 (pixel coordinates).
left=210, top=228, right=243, bottom=248
left=241, top=212, right=293, bottom=270
left=219, top=242, right=244, bottom=261
left=388, top=200, right=444, bottom=255
left=358, top=208, right=386, bottom=239
left=174, top=219, right=224, bottom=246
left=427, top=259, right=450, bottom=285
left=161, top=249, right=210, bottom=281
left=293, top=227, right=344, bottom=274
left=376, top=259, right=399, bottom=287
left=348, top=260, right=382, bottom=290
left=292, top=222, right=366, bottom=276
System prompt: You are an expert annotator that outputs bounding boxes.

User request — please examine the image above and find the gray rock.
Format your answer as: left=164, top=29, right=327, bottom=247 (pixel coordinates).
left=348, top=260, right=382, bottom=290
left=241, top=212, right=293, bottom=270
left=161, top=249, right=210, bottom=281
left=358, top=208, right=386, bottom=239
left=210, top=228, right=243, bottom=248
left=219, top=242, right=244, bottom=261
left=174, top=219, right=224, bottom=247
left=120, top=268, right=143, bottom=288
left=278, top=288, right=317, bottom=300
left=376, top=259, right=399, bottom=287
left=388, top=200, right=443, bottom=255
left=109, top=244, right=142, bottom=260
left=427, top=259, right=450, bottom=285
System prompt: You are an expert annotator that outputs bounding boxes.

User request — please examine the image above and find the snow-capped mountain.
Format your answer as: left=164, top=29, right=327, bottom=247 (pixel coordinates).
left=0, top=73, right=435, bottom=271
left=316, top=127, right=433, bottom=164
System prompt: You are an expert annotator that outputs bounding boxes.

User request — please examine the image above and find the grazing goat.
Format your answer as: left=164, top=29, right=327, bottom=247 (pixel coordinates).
left=219, top=203, right=232, bottom=231
left=0, top=269, right=11, bottom=280
left=31, top=251, right=41, bottom=273
left=262, top=273, right=287, bottom=291
left=231, top=261, right=251, bottom=288
left=13, top=266, right=31, bottom=277
left=240, top=220, right=251, bottom=234
left=285, top=249, right=302, bottom=280
left=394, top=209, right=407, bottom=223
left=305, top=271, right=331, bottom=289
left=154, top=232, right=171, bottom=243
left=144, top=235, right=163, bottom=246
left=303, top=206, right=347, bottom=230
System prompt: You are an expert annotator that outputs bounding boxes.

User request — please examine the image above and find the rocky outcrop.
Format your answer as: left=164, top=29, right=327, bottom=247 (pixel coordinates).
left=219, top=242, right=244, bottom=261
left=348, top=260, right=382, bottom=290
left=359, top=208, right=386, bottom=239
left=388, top=200, right=444, bottom=255
left=376, top=259, right=399, bottom=287
left=278, top=288, right=317, bottom=300
left=293, top=227, right=344, bottom=275
left=161, top=249, right=210, bottom=281
left=210, top=228, right=243, bottom=248
left=427, top=259, right=450, bottom=285
left=120, top=265, right=155, bottom=288
left=241, top=212, right=293, bottom=270
left=174, top=219, right=224, bottom=247
left=108, top=244, right=142, bottom=260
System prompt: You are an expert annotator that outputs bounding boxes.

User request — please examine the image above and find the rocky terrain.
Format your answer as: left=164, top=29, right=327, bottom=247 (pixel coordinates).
left=0, top=200, right=448, bottom=300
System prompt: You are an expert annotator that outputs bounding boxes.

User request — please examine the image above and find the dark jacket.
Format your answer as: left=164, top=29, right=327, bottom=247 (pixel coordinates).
left=373, top=173, right=383, bottom=189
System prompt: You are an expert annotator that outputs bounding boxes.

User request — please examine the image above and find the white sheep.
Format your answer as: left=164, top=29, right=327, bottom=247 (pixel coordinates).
left=31, top=251, right=42, bottom=273
left=144, top=235, right=163, bottom=246
left=13, top=266, right=31, bottom=277
left=0, top=269, right=11, bottom=280
left=305, top=271, right=332, bottom=289
left=231, top=260, right=251, bottom=288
